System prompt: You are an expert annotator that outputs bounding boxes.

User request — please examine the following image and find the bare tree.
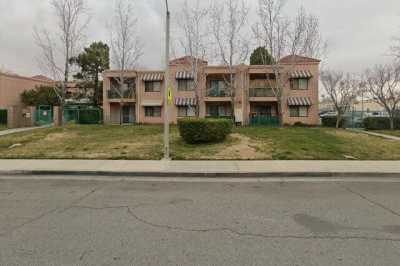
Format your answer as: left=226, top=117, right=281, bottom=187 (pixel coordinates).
left=390, top=28, right=400, bottom=61
left=209, top=0, right=250, bottom=118
left=177, top=0, right=209, bottom=116
left=34, top=0, right=89, bottom=125
left=110, top=0, right=143, bottom=124
left=253, top=0, right=326, bottom=125
left=364, top=63, right=400, bottom=130
left=321, top=71, right=359, bottom=128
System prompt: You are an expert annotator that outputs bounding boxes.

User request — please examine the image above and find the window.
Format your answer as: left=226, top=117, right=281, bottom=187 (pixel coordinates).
left=291, top=78, right=309, bottom=90
left=290, top=106, right=309, bottom=117
left=210, top=80, right=226, bottom=90
left=178, top=106, right=196, bottom=117
left=178, top=79, right=194, bottom=91
left=209, top=80, right=227, bottom=96
left=145, top=107, right=161, bottom=117
left=145, top=81, right=161, bottom=92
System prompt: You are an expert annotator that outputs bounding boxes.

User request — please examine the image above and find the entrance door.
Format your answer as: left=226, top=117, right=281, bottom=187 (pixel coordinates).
left=250, top=103, right=278, bottom=126
left=36, top=105, right=53, bottom=126
left=255, top=105, right=272, bottom=117
left=122, top=105, right=135, bottom=124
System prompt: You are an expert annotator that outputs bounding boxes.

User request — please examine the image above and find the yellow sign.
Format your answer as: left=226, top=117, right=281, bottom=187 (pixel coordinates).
left=167, top=87, right=173, bottom=105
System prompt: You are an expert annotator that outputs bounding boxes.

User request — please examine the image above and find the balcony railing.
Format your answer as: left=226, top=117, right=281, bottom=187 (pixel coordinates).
left=249, top=88, right=276, bottom=97
left=206, top=88, right=232, bottom=97
left=107, top=89, right=135, bottom=99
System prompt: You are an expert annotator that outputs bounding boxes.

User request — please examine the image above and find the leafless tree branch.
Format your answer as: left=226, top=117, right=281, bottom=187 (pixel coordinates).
left=363, top=63, right=400, bottom=130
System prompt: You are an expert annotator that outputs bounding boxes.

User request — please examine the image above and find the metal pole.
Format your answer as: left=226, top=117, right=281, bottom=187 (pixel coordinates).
left=163, top=0, right=170, bottom=160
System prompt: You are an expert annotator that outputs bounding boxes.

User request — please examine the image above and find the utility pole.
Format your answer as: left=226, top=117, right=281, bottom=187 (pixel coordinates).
left=163, top=0, right=170, bottom=160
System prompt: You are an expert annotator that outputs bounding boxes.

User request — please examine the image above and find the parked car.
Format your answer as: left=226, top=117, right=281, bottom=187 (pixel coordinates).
left=320, top=111, right=337, bottom=118
left=365, top=111, right=389, bottom=118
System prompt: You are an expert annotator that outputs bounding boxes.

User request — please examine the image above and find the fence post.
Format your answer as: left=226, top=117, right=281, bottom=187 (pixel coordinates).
left=29, top=106, right=36, bottom=127
left=7, top=106, right=17, bottom=129
left=53, top=106, right=62, bottom=126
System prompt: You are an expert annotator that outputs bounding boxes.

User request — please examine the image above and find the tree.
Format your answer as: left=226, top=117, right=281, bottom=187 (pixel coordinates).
left=209, top=0, right=250, bottom=118
left=321, top=71, right=359, bottom=128
left=110, top=0, right=143, bottom=124
left=253, top=0, right=326, bottom=125
left=364, top=63, right=400, bottom=130
left=391, top=27, right=400, bottom=61
left=250, top=46, right=274, bottom=65
left=70, top=42, right=110, bottom=106
left=21, top=86, right=60, bottom=107
left=34, top=0, right=89, bottom=125
left=177, top=0, right=209, bottom=116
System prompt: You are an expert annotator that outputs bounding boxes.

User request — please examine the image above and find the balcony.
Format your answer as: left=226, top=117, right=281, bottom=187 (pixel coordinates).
left=206, top=88, right=232, bottom=97
left=107, top=89, right=136, bottom=100
left=249, top=88, right=276, bottom=97
left=249, top=87, right=278, bottom=102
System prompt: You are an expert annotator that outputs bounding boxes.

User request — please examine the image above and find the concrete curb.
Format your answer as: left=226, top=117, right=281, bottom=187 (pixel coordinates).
left=1, top=170, right=400, bottom=178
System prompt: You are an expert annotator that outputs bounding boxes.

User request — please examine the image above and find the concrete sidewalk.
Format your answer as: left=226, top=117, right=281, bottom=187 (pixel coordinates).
left=347, top=128, right=400, bottom=141
left=0, top=125, right=52, bottom=137
left=0, top=160, right=400, bottom=178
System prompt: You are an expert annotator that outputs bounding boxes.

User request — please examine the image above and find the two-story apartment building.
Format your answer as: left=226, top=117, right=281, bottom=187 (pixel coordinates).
left=102, top=55, right=320, bottom=126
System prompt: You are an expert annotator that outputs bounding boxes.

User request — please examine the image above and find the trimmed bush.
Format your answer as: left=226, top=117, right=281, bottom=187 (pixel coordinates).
left=78, top=109, right=103, bottom=124
left=178, top=118, right=233, bottom=144
left=363, top=117, right=400, bottom=130
left=321, top=116, right=345, bottom=128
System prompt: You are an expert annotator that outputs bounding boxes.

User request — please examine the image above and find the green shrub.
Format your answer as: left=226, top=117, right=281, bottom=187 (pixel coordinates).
left=78, top=108, right=103, bottom=124
left=363, top=117, right=400, bottom=130
left=321, top=116, right=345, bottom=128
left=21, top=86, right=60, bottom=106
left=178, top=118, right=233, bottom=144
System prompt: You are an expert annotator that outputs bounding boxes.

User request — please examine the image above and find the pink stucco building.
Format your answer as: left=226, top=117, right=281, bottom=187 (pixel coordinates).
left=102, top=55, right=320, bottom=126
left=0, top=72, right=55, bottom=127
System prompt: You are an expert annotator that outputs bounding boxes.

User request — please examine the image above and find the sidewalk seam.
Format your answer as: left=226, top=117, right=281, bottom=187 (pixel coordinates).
left=1, top=170, right=400, bottom=178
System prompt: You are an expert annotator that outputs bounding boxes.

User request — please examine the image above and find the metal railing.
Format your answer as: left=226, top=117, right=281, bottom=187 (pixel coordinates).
left=107, top=89, right=135, bottom=99
left=249, top=88, right=276, bottom=97
left=206, top=88, right=232, bottom=97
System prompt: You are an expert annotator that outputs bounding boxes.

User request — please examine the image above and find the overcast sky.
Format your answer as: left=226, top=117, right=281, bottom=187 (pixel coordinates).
left=0, top=0, right=399, bottom=77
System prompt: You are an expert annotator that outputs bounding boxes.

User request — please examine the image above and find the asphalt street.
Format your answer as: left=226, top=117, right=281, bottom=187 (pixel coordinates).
left=1, top=177, right=400, bottom=265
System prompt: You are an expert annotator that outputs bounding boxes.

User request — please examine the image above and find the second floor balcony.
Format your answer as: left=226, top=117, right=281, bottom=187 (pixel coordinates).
left=107, top=88, right=136, bottom=100
left=249, top=87, right=276, bottom=98
left=206, top=88, right=232, bottom=98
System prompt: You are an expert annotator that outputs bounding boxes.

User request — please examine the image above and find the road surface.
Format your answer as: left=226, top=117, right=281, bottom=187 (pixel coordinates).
left=1, top=177, right=400, bottom=265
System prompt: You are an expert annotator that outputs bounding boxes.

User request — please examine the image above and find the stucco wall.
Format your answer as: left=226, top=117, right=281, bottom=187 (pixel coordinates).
left=102, top=56, right=320, bottom=126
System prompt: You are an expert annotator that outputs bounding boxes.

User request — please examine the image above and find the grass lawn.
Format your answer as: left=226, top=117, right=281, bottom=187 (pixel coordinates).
left=375, top=130, right=400, bottom=138
left=0, top=124, right=399, bottom=160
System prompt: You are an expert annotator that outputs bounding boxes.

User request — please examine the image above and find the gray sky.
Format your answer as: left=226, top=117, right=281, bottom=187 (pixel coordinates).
left=0, top=0, right=399, bottom=77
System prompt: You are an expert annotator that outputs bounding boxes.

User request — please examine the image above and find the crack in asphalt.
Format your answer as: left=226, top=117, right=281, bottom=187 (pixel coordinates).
left=336, top=182, right=400, bottom=218
left=68, top=205, right=400, bottom=242
left=0, top=185, right=104, bottom=237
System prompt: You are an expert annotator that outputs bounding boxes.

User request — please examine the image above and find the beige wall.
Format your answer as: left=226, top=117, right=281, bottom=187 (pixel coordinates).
left=0, top=73, right=54, bottom=128
left=0, top=73, right=54, bottom=109
left=102, top=56, right=320, bottom=126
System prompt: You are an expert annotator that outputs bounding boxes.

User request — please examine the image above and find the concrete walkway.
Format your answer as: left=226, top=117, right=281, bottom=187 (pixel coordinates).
left=1, top=160, right=400, bottom=178
left=0, top=125, right=52, bottom=137
left=347, top=128, right=400, bottom=141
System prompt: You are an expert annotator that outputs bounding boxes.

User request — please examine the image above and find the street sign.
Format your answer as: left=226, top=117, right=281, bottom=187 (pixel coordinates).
left=167, top=87, right=173, bottom=105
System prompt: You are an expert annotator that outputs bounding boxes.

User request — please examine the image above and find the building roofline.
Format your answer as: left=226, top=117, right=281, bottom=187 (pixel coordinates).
left=0, top=72, right=55, bottom=84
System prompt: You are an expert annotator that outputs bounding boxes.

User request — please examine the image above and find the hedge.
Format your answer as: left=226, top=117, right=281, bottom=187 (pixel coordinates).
left=363, top=117, right=400, bottom=130
left=78, top=109, right=103, bottom=124
left=321, top=116, right=346, bottom=128
left=178, top=118, right=233, bottom=144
